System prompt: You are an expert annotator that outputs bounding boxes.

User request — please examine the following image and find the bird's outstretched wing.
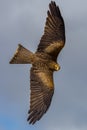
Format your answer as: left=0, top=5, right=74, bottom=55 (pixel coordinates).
left=27, top=67, right=54, bottom=124
left=37, top=1, right=65, bottom=61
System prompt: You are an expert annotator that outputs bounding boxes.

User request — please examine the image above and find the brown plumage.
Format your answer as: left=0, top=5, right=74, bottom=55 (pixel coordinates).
left=9, top=1, right=65, bottom=124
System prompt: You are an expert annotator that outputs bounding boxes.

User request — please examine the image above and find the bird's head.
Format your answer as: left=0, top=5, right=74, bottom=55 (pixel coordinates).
left=54, top=63, right=60, bottom=71
left=49, top=62, right=60, bottom=71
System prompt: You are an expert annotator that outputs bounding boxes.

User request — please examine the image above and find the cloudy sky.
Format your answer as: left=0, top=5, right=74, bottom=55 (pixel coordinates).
left=0, top=0, right=87, bottom=130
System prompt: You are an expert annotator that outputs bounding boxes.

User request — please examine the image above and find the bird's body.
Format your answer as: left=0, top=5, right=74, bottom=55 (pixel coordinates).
left=10, top=1, right=65, bottom=124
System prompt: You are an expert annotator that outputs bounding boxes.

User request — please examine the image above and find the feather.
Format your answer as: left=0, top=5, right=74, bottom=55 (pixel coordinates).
left=36, top=1, right=65, bottom=61
left=9, top=44, right=34, bottom=64
left=27, top=67, right=54, bottom=124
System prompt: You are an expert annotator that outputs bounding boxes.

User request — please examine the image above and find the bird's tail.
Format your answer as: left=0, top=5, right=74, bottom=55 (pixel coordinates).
left=9, top=44, right=34, bottom=64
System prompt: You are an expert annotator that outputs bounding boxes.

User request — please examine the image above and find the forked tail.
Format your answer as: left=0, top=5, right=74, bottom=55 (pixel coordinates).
left=9, top=44, right=34, bottom=64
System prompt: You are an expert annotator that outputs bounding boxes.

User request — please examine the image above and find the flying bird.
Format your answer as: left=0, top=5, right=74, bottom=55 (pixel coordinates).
left=10, top=1, right=65, bottom=124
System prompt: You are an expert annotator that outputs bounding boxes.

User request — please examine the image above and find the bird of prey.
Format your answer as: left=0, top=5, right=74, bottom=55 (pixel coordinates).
left=9, top=1, right=65, bottom=124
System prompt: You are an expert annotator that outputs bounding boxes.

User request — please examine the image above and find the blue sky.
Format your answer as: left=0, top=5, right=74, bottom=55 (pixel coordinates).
left=0, top=0, right=87, bottom=130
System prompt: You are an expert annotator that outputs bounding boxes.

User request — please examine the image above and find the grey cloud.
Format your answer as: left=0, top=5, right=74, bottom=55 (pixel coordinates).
left=0, top=0, right=87, bottom=129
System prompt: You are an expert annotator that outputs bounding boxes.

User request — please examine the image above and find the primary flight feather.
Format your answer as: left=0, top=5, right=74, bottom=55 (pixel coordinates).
left=9, top=1, right=65, bottom=124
